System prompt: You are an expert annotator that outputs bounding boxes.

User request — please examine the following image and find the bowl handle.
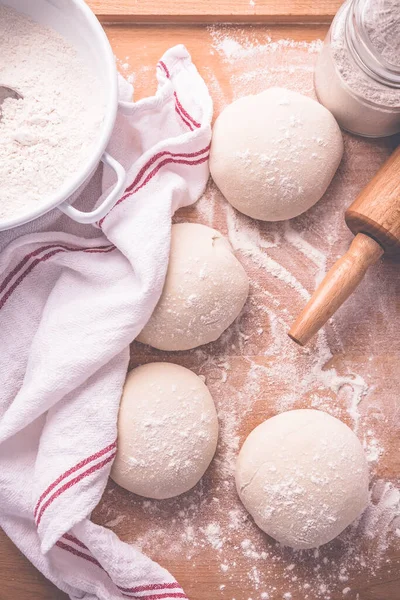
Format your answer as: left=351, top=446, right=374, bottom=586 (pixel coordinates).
left=58, top=153, right=126, bottom=224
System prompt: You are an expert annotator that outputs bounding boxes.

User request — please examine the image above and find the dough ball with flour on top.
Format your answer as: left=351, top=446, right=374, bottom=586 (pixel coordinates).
left=236, top=409, right=369, bottom=549
left=210, top=87, right=343, bottom=221
left=111, top=362, right=218, bottom=499
left=137, top=223, right=249, bottom=351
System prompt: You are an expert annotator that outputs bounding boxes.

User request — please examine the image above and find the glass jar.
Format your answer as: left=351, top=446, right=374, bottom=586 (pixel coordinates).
left=314, top=0, right=400, bottom=137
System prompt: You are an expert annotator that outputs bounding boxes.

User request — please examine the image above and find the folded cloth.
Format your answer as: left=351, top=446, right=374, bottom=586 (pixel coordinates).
left=0, top=45, right=212, bottom=599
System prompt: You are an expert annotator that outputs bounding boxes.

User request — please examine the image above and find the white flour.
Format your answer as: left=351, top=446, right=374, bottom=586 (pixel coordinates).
left=363, top=0, right=400, bottom=67
left=330, top=0, right=400, bottom=109
left=98, top=28, right=400, bottom=600
left=314, top=0, right=400, bottom=136
left=0, top=5, right=104, bottom=219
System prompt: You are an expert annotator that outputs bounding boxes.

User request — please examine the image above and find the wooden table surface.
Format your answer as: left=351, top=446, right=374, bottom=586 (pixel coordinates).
left=1, top=2, right=399, bottom=600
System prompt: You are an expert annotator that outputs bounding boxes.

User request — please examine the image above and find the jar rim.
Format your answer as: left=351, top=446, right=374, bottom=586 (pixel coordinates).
left=324, top=35, right=400, bottom=111
left=346, top=0, right=400, bottom=88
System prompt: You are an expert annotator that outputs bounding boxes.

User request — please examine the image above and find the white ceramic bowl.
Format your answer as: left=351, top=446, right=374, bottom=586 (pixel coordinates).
left=0, top=0, right=126, bottom=231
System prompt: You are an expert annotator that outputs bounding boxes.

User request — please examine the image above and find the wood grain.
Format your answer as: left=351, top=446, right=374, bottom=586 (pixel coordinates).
left=88, top=0, right=342, bottom=23
left=80, top=23, right=400, bottom=600
left=290, top=145, right=400, bottom=344
left=1, top=13, right=400, bottom=600
left=289, top=233, right=384, bottom=345
left=346, top=146, right=400, bottom=255
left=0, top=529, right=66, bottom=600
left=104, top=23, right=329, bottom=107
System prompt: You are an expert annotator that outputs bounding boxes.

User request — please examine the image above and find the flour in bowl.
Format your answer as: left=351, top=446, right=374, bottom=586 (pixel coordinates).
left=0, top=5, right=105, bottom=220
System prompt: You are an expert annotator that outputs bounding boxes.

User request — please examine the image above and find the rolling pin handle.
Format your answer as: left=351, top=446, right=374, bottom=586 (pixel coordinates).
left=288, top=233, right=384, bottom=346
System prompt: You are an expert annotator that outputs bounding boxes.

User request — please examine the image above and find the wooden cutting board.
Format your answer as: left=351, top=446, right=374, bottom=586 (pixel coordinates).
left=1, top=2, right=399, bottom=600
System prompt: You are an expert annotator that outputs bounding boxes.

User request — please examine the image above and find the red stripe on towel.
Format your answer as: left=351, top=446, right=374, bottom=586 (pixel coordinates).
left=173, top=92, right=200, bottom=128
left=62, top=533, right=89, bottom=550
left=57, top=540, right=188, bottom=599
left=158, top=61, right=170, bottom=79
left=175, top=105, right=194, bottom=130
left=123, top=594, right=187, bottom=600
left=0, top=245, right=115, bottom=311
left=124, top=146, right=210, bottom=196
left=0, top=243, right=113, bottom=295
left=56, top=541, right=104, bottom=570
left=99, top=152, right=209, bottom=227
left=158, top=61, right=201, bottom=129
left=118, top=582, right=182, bottom=593
left=36, top=451, right=116, bottom=526
left=34, top=442, right=116, bottom=519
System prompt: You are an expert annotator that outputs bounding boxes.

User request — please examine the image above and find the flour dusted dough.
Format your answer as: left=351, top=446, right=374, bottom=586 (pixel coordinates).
left=236, top=409, right=369, bottom=549
left=210, top=88, right=343, bottom=221
left=111, top=363, right=218, bottom=499
left=137, top=223, right=249, bottom=351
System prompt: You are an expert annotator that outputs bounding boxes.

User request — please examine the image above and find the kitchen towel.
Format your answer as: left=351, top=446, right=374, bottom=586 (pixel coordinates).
left=0, top=45, right=212, bottom=600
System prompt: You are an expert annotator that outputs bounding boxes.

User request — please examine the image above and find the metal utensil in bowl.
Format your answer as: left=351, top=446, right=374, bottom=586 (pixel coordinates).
left=0, top=86, right=22, bottom=121
left=0, top=0, right=125, bottom=232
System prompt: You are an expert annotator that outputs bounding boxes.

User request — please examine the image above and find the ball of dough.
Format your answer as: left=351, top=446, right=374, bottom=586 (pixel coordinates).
left=111, top=362, right=218, bottom=499
left=137, top=223, right=249, bottom=351
left=236, top=409, right=369, bottom=549
left=210, top=87, right=343, bottom=221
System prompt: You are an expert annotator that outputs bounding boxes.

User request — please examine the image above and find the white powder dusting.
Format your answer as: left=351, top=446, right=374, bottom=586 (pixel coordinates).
left=364, top=0, right=400, bottom=64
left=211, top=31, right=322, bottom=64
left=314, top=0, right=400, bottom=136
left=333, top=0, right=400, bottom=107
left=94, top=27, right=400, bottom=600
left=104, top=515, right=126, bottom=528
left=0, top=6, right=104, bottom=219
left=116, top=56, right=136, bottom=86
left=203, top=522, right=225, bottom=550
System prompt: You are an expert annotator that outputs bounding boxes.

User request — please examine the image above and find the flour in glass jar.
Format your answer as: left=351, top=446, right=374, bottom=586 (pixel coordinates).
left=0, top=5, right=105, bottom=220
left=329, top=0, right=400, bottom=108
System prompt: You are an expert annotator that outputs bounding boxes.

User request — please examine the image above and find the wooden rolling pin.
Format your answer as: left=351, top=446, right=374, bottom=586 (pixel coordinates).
left=289, top=145, right=400, bottom=346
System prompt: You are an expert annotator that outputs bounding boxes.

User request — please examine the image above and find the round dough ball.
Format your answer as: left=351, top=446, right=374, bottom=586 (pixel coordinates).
left=111, top=362, right=218, bottom=499
left=210, top=87, right=343, bottom=221
left=236, top=409, right=369, bottom=549
left=137, top=223, right=249, bottom=351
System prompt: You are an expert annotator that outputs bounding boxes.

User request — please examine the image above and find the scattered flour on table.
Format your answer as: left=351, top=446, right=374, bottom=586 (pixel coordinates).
left=104, top=515, right=126, bottom=528
left=211, top=33, right=322, bottom=63
left=0, top=5, right=104, bottom=219
left=98, top=28, right=400, bottom=600
left=116, top=56, right=136, bottom=86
